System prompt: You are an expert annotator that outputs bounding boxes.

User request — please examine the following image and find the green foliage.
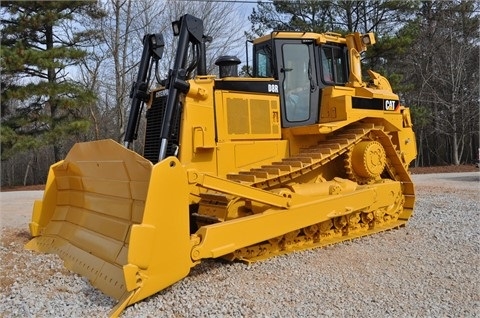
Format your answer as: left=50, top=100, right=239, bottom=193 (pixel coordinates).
left=0, top=1, right=103, bottom=161
left=248, top=0, right=335, bottom=36
left=0, top=124, right=41, bottom=158
left=248, top=0, right=421, bottom=37
left=409, top=104, right=431, bottom=129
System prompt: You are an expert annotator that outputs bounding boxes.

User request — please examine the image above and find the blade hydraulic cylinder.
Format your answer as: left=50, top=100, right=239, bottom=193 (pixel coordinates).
left=124, top=33, right=164, bottom=148
left=158, top=14, right=204, bottom=161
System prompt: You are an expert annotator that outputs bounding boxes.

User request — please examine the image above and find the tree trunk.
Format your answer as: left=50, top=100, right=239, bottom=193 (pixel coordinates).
left=23, top=158, right=33, bottom=186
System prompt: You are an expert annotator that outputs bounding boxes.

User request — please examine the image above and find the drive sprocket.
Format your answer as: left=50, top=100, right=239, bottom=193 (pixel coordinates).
left=344, top=139, right=387, bottom=184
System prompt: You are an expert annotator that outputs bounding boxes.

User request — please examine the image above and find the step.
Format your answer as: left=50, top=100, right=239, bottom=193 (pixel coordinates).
left=297, top=152, right=324, bottom=159
left=264, top=164, right=293, bottom=172
left=253, top=167, right=281, bottom=175
left=283, top=157, right=314, bottom=164
left=227, top=173, right=256, bottom=182
left=274, top=160, right=303, bottom=168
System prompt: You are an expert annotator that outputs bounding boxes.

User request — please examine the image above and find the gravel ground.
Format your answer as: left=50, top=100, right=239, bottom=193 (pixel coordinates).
left=0, top=172, right=479, bottom=317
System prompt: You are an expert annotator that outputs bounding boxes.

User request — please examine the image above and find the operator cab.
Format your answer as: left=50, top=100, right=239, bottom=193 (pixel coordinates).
left=253, top=34, right=349, bottom=128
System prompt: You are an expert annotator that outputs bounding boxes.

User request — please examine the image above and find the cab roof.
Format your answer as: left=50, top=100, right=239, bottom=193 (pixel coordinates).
left=253, top=31, right=347, bottom=45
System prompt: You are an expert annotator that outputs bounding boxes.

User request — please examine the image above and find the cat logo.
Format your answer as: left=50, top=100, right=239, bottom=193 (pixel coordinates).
left=384, top=100, right=397, bottom=111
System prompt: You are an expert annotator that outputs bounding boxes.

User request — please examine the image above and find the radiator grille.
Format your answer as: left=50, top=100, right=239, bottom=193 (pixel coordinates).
left=144, top=94, right=181, bottom=163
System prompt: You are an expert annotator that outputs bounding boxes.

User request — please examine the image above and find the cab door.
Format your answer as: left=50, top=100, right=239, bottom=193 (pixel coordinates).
left=274, top=39, right=320, bottom=128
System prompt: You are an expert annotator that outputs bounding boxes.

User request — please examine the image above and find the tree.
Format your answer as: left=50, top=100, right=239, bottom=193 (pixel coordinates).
left=398, top=0, right=479, bottom=165
left=248, top=0, right=415, bottom=36
left=249, top=0, right=334, bottom=35
left=1, top=1, right=104, bottom=163
left=86, top=0, right=168, bottom=143
left=78, top=0, right=246, bottom=152
left=161, top=0, right=246, bottom=75
left=248, top=0, right=419, bottom=89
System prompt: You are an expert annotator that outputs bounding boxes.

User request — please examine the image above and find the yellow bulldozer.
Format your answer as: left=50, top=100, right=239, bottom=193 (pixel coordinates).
left=26, top=14, right=416, bottom=316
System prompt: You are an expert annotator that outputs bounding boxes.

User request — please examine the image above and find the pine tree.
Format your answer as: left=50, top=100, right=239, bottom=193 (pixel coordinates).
left=1, top=1, right=104, bottom=162
left=247, top=0, right=419, bottom=90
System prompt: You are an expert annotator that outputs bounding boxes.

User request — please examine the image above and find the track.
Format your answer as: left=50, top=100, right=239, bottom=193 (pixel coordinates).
left=196, top=123, right=415, bottom=262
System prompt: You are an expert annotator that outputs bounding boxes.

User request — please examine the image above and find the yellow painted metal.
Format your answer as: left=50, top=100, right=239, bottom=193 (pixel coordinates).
left=29, top=160, right=64, bottom=237
left=177, top=76, right=216, bottom=161
left=398, top=107, right=418, bottom=166
left=191, top=180, right=402, bottom=260
left=288, top=178, right=357, bottom=196
left=317, top=85, right=402, bottom=129
left=216, top=140, right=289, bottom=178
left=214, top=90, right=281, bottom=142
left=178, top=76, right=289, bottom=199
left=26, top=140, right=193, bottom=316
left=175, top=76, right=217, bottom=205
left=193, top=123, right=414, bottom=263
left=196, top=173, right=290, bottom=208
left=26, top=27, right=418, bottom=318
left=26, top=140, right=151, bottom=301
left=253, top=31, right=348, bottom=46
left=350, top=141, right=387, bottom=179
left=117, top=155, right=192, bottom=312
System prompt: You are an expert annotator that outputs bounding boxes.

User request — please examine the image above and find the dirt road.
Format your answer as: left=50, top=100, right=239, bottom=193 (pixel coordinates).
left=0, top=191, right=43, bottom=229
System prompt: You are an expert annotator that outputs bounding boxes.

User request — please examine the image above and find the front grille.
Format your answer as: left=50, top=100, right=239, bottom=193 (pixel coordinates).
left=144, top=94, right=182, bottom=163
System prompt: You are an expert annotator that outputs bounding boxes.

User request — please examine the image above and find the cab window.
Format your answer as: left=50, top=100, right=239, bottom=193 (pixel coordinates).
left=321, top=46, right=347, bottom=84
left=254, top=43, right=273, bottom=78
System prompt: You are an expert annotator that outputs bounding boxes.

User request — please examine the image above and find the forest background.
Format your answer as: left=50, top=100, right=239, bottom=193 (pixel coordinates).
left=1, top=0, right=479, bottom=186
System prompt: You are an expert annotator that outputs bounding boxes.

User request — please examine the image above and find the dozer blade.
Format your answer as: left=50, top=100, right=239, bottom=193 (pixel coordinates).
left=25, top=139, right=193, bottom=316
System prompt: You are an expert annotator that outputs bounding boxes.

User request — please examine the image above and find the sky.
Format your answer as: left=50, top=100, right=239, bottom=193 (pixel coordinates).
left=188, top=0, right=259, bottom=21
